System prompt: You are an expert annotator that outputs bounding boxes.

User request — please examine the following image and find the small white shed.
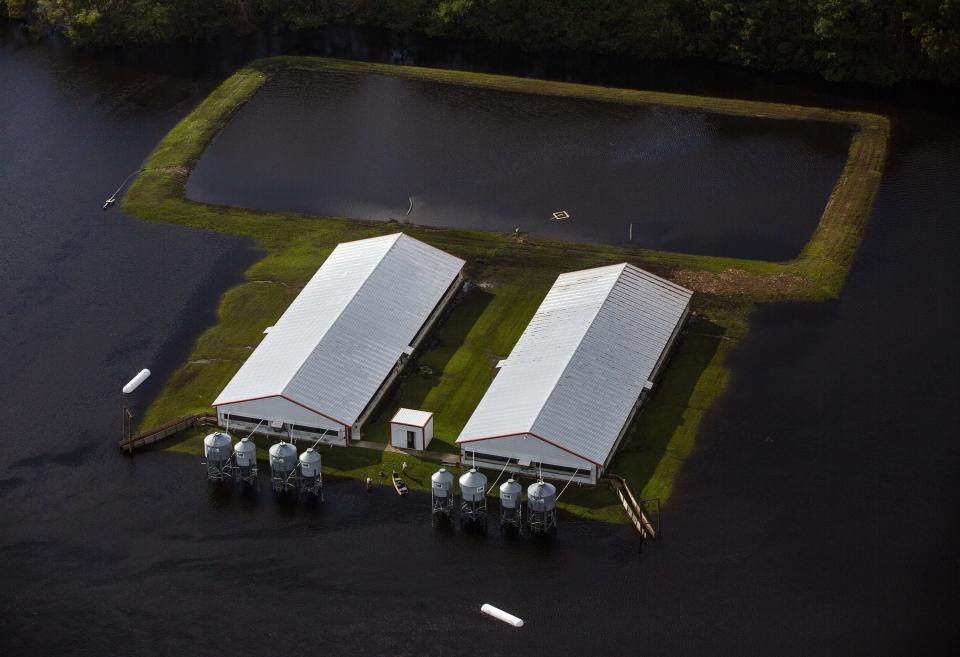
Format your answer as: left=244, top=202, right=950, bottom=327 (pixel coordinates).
left=390, top=408, right=434, bottom=451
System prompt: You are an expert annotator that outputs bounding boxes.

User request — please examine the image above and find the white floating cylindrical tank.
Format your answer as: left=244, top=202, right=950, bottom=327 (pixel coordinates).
left=480, top=604, right=524, bottom=628
left=269, top=441, right=298, bottom=493
left=431, top=468, right=454, bottom=498
left=122, top=368, right=151, bottom=394
left=499, top=479, right=522, bottom=509
left=459, top=468, right=487, bottom=502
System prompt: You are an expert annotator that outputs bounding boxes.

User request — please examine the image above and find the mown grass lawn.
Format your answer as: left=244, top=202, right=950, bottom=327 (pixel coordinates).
left=126, top=57, right=888, bottom=524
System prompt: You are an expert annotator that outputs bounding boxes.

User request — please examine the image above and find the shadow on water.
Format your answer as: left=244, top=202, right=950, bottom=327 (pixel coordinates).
left=206, top=480, right=237, bottom=510
left=207, top=475, right=334, bottom=519
left=704, top=110, right=854, bottom=149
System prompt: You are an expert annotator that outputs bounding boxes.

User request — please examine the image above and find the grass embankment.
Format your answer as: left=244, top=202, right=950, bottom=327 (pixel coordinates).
left=126, top=57, right=888, bottom=523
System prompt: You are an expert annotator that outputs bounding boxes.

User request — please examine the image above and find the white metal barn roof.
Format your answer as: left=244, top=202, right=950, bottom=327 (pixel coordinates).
left=456, top=263, right=692, bottom=466
left=213, top=233, right=464, bottom=426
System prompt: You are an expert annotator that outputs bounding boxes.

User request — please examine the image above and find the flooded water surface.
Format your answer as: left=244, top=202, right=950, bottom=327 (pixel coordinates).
left=188, top=69, right=850, bottom=260
left=1, top=32, right=958, bottom=657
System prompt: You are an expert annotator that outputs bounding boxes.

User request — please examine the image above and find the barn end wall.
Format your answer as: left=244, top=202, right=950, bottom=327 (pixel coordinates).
left=216, top=396, right=347, bottom=446
left=460, top=433, right=597, bottom=485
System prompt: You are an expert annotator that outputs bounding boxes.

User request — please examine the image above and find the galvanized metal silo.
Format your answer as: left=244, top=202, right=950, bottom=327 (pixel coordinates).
left=268, top=441, right=298, bottom=494
left=298, top=447, right=323, bottom=500
left=458, top=468, right=488, bottom=531
left=233, top=437, right=258, bottom=487
left=499, top=478, right=523, bottom=531
left=527, top=480, right=558, bottom=535
left=431, top=468, right=454, bottom=523
left=203, top=432, right=233, bottom=482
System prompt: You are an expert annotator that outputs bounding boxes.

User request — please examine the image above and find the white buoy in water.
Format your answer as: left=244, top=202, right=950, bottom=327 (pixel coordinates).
left=122, top=369, right=151, bottom=394
left=480, top=604, right=523, bottom=628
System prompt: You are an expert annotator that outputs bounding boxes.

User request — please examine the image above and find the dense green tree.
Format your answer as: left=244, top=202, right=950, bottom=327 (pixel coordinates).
left=905, top=0, right=960, bottom=79
left=2, top=0, right=957, bottom=85
left=3, top=0, right=36, bottom=20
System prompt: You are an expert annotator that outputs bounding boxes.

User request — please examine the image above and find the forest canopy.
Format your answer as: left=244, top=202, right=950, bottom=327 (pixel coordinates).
left=2, top=0, right=958, bottom=85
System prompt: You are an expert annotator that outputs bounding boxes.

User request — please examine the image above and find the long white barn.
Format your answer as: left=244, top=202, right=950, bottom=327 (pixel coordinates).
left=214, top=233, right=464, bottom=445
left=456, top=263, right=692, bottom=485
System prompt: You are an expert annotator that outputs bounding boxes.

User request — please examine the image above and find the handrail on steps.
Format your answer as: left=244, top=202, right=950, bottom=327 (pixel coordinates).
left=118, top=412, right=217, bottom=453
left=604, top=474, right=659, bottom=541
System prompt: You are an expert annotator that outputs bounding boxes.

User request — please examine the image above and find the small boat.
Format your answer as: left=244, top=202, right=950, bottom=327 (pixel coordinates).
left=392, top=470, right=408, bottom=496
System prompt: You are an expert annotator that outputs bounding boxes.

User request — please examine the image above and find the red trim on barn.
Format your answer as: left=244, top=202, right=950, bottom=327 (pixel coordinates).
left=280, top=395, right=351, bottom=428
left=457, top=431, right=602, bottom=467
left=214, top=394, right=351, bottom=429
left=213, top=393, right=281, bottom=407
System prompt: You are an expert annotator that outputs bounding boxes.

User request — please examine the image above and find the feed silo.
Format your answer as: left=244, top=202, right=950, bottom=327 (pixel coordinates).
left=268, top=441, right=298, bottom=494
left=458, top=468, right=488, bottom=531
left=431, top=468, right=454, bottom=523
left=527, top=480, right=557, bottom=535
left=298, top=447, right=323, bottom=500
left=203, top=432, right=233, bottom=482
left=499, top=479, right=523, bottom=532
left=233, top=437, right=258, bottom=487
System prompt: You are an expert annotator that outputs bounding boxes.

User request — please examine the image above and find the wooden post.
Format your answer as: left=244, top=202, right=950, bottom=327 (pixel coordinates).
left=123, top=407, right=135, bottom=454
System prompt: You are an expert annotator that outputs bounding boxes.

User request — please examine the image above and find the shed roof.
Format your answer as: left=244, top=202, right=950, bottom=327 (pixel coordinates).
left=391, top=408, right=433, bottom=427
left=456, top=263, right=692, bottom=466
left=213, top=233, right=464, bottom=426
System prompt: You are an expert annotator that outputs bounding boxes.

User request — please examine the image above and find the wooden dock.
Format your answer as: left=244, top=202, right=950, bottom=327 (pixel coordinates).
left=119, top=412, right=216, bottom=453
left=605, top=474, right=659, bottom=541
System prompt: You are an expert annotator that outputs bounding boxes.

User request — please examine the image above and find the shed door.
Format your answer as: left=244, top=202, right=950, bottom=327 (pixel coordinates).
left=406, top=430, right=415, bottom=449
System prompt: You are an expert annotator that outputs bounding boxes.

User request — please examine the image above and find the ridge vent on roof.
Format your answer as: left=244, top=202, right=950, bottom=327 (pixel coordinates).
left=280, top=233, right=404, bottom=399
left=525, top=263, right=629, bottom=447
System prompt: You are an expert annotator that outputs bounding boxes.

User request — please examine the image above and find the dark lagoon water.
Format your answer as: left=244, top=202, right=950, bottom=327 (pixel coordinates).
left=187, top=69, right=850, bottom=260
left=1, top=32, right=958, bottom=656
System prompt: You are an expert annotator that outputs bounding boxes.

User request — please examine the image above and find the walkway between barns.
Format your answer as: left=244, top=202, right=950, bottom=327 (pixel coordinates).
left=352, top=439, right=459, bottom=466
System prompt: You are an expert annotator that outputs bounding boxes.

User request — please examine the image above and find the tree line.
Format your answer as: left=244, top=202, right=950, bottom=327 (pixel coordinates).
left=3, top=1, right=958, bottom=85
